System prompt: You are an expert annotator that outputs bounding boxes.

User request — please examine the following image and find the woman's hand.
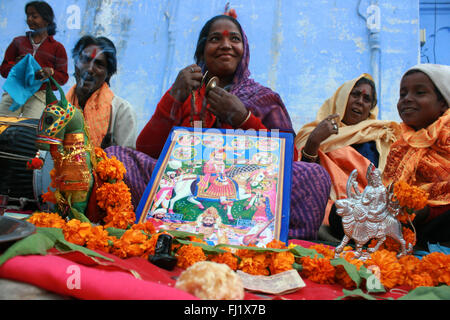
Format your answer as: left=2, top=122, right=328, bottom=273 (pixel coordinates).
left=169, top=64, right=203, bottom=102
left=206, top=86, right=249, bottom=127
left=303, top=113, right=340, bottom=157
left=35, top=67, right=54, bottom=80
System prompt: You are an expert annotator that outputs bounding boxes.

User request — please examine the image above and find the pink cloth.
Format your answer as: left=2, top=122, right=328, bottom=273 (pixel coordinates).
left=0, top=251, right=197, bottom=300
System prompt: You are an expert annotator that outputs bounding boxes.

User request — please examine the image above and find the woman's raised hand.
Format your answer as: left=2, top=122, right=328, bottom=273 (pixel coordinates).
left=169, top=64, right=203, bottom=102
left=303, top=113, right=340, bottom=157
left=206, top=86, right=249, bottom=127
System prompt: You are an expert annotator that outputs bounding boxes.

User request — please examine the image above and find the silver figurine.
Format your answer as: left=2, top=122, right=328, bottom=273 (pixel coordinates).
left=334, top=164, right=413, bottom=260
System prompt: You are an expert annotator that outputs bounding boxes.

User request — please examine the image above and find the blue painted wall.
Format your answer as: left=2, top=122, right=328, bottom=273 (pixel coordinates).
left=0, top=0, right=425, bottom=133
left=420, top=0, right=450, bottom=65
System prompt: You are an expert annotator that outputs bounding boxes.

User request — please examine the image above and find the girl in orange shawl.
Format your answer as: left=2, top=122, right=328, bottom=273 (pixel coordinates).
left=383, top=64, right=450, bottom=247
left=295, top=74, right=400, bottom=238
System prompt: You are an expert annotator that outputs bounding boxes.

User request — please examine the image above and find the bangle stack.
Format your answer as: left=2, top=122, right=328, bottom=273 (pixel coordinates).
left=301, top=149, right=319, bottom=162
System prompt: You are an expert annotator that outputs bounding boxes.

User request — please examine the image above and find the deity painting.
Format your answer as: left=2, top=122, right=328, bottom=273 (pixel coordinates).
left=136, top=127, right=293, bottom=246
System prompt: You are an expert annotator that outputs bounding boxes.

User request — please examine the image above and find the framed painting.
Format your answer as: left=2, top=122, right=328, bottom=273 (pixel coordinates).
left=135, top=127, right=293, bottom=247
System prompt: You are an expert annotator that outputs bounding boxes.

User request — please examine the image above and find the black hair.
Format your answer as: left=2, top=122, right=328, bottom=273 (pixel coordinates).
left=403, top=69, right=446, bottom=103
left=194, top=15, right=243, bottom=65
left=72, top=35, right=117, bottom=84
left=354, top=77, right=377, bottom=109
left=25, top=1, right=57, bottom=36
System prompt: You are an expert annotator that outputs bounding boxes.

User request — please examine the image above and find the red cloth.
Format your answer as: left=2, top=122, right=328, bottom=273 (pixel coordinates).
left=0, top=34, right=69, bottom=90
left=0, top=239, right=412, bottom=300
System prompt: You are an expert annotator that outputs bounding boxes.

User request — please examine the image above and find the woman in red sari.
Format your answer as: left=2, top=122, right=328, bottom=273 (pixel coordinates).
left=106, top=14, right=331, bottom=240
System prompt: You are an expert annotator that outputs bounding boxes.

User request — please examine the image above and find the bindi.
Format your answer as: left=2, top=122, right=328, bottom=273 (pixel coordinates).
left=91, top=48, right=97, bottom=59
left=222, top=30, right=230, bottom=37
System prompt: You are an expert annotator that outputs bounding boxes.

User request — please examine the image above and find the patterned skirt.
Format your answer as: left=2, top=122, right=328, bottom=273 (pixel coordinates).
left=105, top=146, right=331, bottom=240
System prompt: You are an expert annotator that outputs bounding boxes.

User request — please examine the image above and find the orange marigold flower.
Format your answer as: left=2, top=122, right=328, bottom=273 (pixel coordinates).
left=394, top=181, right=428, bottom=211
left=28, top=212, right=66, bottom=229
left=96, top=156, right=127, bottom=182
left=300, top=256, right=335, bottom=284
left=111, top=229, right=152, bottom=259
left=103, top=207, right=136, bottom=229
left=209, top=252, right=238, bottom=271
left=399, top=255, right=421, bottom=288
left=131, top=221, right=156, bottom=236
left=266, top=239, right=288, bottom=249
left=238, top=253, right=270, bottom=276
left=188, top=235, right=208, bottom=244
left=335, top=264, right=357, bottom=289
left=418, top=252, right=450, bottom=286
left=364, top=249, right=404, bottom=289
left=176, top=244, right=206, bottom=269
left=269, top=251, right=295, bottom=275
left=63, top=219, right=92, bottom=246
left=309, top=244, right=335, bottom=259
left=408, top=273, right=434, bottom=288
left=96, top=181, right=133, bottom=210
left=94, top=147, right=108, bottom=161
left=86, top=225, right=113, bottom=253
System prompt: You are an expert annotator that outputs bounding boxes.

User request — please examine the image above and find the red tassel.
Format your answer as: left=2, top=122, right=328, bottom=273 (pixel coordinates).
left=224, top=2, right=237, bottom=19
left=26, top=152, right=44, bottom=170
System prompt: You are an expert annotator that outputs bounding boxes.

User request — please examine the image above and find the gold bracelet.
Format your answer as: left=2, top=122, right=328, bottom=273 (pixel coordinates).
left=301, top=149, right=318, bottom=161
left=238, top=110, right=251, bottom=127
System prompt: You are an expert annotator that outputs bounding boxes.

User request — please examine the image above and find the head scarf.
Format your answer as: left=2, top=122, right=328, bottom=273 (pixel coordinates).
left=383, top=64, right=450, bottom=206
left=295, top=73, right=400, bottom=172
left=199, top=17, right=295, bottom=135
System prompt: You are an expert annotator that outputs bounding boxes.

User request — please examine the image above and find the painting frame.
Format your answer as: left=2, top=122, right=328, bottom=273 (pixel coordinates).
left=135, top=126, right=293, bottom=246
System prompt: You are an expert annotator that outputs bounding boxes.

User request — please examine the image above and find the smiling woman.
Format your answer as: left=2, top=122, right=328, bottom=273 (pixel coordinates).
left=105, top=14, right=333, bottom=240
left=295, top=74, right=401, bottom=236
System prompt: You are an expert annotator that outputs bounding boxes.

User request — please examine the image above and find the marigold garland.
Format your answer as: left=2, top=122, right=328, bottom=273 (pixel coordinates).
left=26, top=160, right=449, bottom=295
left=94, top=147, right=135, bottom=229
left=27, top=211, right=450, bottom=292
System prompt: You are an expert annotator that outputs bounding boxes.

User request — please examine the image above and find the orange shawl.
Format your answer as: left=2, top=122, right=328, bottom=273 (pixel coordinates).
left=295, top=74, right=400, bottom=202
left=66, top=82, right=113, bottom=147
left=383, top=109, right=450, bottom=206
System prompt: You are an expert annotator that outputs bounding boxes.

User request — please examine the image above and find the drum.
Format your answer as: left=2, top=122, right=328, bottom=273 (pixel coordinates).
left=0, top=117, right=53, bottom=211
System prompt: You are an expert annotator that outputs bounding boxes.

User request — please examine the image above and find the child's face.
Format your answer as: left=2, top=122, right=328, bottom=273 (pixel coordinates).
left=397, top=72, right=448, bottom=131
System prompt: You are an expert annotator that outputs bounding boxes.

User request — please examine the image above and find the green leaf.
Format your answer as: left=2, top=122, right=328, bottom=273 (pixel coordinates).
left=161, top=229, right=204, bottom=240
left=0, top=233, right=55, bottom=266
left=70, top=207, right=91, bottom=223
left=359, top=265, right=386, bottom=293
left=54, top=238, right=114, bottom=262
left=330, top=258, right=361, bottom=288
left=292, top=262, right=303, bottom=272
left=106, top=227, right=127, bottom=239
left=289, top=245, right=323, bottom=259
left=215, top=243, right=289, bottom=253
left=175, top=239, right=228, bottom=255
left=398, top=285, right=450, bottom=300
left=336, top=288, right=378, bottom=300
left=36, top=227, right=65, bottom=242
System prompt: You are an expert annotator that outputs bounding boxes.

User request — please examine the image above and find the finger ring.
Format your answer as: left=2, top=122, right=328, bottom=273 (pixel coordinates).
left=190, top=67, right=195, bottom=73
left=333, top=124, right=338, bottom=130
